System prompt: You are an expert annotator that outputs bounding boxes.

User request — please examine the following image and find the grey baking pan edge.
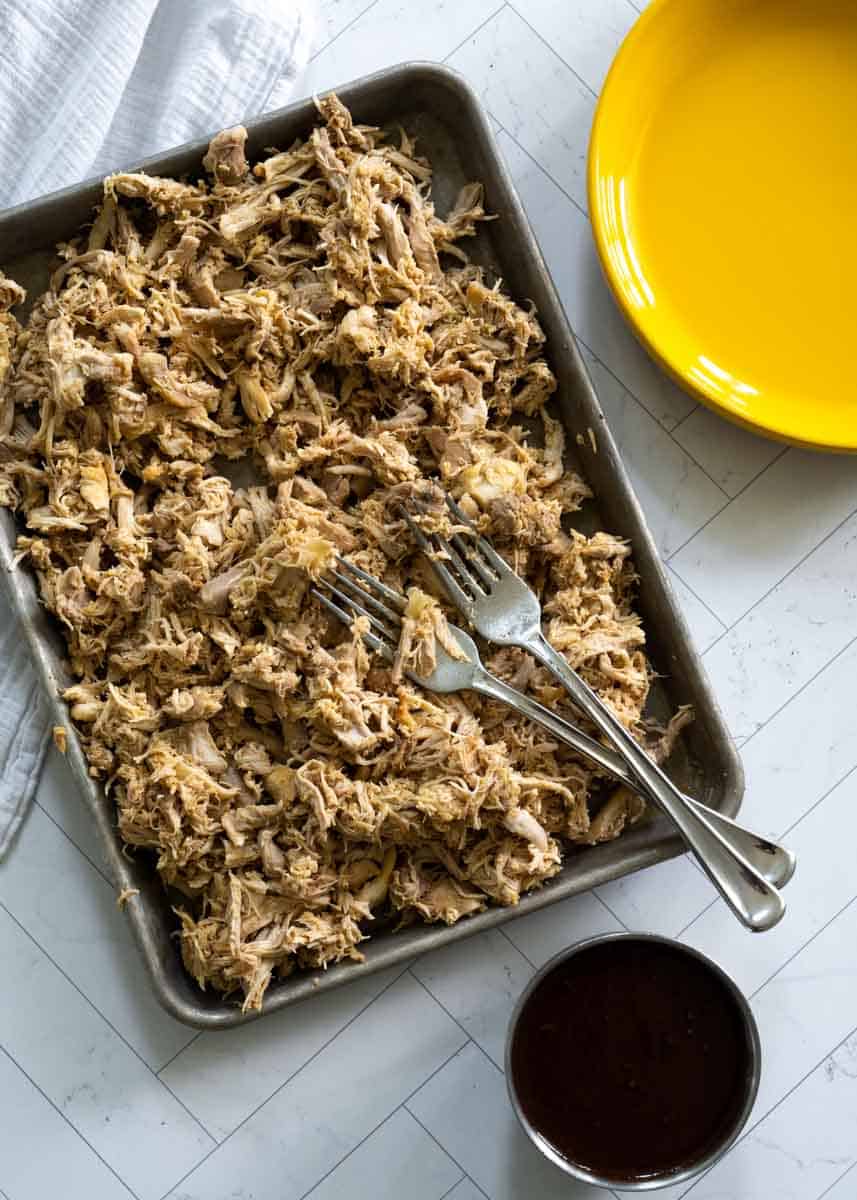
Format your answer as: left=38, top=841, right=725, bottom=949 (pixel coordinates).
left=0, top=62, right=743, bottom=1029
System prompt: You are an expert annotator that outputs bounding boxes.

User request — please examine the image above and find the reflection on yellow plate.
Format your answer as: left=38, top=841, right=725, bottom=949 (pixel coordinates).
left=588, top=0, right=857, bottom=451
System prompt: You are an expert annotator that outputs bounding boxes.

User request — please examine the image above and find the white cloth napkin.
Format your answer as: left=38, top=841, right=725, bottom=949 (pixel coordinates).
left=0, top=0, right=314, bottom=858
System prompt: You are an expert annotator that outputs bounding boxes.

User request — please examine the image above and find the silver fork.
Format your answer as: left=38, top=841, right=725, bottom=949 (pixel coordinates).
left=400, top=498, right=794, bottom=891
left=312, top=558, right=787, bottom=932
left=401, top=497, right=796, bottom=928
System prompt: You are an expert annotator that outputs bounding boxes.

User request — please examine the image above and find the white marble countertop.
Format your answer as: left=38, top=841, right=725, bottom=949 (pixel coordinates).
left=2, top=2, right=855, bottom=1198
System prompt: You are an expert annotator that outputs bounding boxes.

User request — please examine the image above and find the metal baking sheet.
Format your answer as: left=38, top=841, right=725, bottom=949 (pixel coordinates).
left=0, top=63, right=742, bottom=1029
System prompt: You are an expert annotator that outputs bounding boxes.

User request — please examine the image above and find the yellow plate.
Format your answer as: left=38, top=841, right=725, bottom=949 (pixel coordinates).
left=588, top=0, right=857, bottom=451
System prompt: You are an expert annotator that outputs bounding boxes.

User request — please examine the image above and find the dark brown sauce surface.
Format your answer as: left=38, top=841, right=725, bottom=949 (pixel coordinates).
left=510, top=939, right=751, bottom=1182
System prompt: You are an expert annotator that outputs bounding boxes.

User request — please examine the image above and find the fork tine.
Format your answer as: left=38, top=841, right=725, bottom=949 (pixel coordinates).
left=408, top=496, right=492, bottom=594
left=433, top=530, right=489, bottom=595
left=448, top=531, right=497, bottom=587
left=335, top=556, right=407, bottom=613
left=311, top=588, right=395, bottom=664
left=443, top=491, right=511, bottom=575
left=315, top=579, right=399, bottom=653
left=443, top=490, right=477, bottom=530
left=398, top=504, right=436, bottom=558
left=400, top=498, right=486, bottom=598
left=399, top=506, right=478, bottom=613
left=331, top=569, right=403, bottom=632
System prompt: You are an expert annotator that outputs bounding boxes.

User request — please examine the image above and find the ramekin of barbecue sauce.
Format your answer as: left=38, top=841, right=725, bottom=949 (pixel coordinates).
left=506, top=934, right=760, bottom=1190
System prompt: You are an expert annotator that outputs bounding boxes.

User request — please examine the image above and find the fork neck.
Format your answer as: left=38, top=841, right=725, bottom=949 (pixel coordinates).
left=521, top=630, right=601, bottom=724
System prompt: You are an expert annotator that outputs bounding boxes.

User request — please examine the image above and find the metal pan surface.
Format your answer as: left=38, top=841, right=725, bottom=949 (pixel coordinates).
left=0, top=63, right=742, bottom=1028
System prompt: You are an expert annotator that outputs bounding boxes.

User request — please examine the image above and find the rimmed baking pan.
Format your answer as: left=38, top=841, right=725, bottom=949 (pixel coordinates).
left=0, top=63, right=742, bottom=1028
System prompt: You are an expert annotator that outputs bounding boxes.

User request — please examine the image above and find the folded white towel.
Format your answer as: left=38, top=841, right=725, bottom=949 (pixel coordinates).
left=0, top=617, right=51, bottom=859
left=0, top=0, right=314, bottom=858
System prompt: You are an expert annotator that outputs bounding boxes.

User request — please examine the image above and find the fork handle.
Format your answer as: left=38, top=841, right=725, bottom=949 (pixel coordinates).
left=471, top=665, right=792, bottom=888
left=511, top=632, right=786, bottom=932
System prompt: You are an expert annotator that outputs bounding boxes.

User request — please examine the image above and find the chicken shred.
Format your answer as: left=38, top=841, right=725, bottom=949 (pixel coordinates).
left=0, top=94, right=685, bottom=1010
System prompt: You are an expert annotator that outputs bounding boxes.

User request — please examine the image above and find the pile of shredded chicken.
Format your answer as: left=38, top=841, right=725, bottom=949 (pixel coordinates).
left=0, top=96, right=688, bottom=1010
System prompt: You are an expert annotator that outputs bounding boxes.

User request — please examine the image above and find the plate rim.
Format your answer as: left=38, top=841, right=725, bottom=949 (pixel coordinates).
left=587, top=0, right=857, bottom=455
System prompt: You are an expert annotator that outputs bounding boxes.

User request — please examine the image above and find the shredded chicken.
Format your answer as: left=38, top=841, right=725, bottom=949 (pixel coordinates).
left=0, top=95, right=686, bottom=1011
left=116, top=886, right=140, bottom=909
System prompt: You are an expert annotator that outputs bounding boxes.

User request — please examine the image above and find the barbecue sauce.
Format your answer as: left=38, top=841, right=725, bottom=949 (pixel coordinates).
left=510, top=939, right=752, bottom=1182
